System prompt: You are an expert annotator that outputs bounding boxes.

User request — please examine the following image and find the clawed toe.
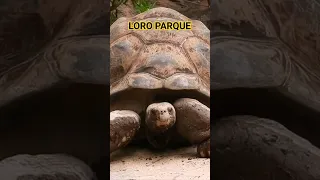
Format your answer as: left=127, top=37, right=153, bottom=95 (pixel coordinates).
left=197, top=138, right=210, bottom=158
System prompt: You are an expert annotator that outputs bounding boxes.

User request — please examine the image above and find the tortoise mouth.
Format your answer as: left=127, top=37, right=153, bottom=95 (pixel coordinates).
left=0, top=83, right=109, bottom=180
left=212, top=87, right=320, bottom=148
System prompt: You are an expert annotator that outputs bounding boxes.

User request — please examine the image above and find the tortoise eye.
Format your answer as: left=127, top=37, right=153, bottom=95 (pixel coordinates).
left=167, top=107, right=173, bottom=113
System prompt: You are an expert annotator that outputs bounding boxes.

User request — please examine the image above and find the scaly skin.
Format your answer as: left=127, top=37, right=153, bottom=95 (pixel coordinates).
left=110, top=98, right=210, bottom=158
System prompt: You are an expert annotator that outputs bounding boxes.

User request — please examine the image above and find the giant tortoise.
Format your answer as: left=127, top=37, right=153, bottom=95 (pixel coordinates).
left=109, top=7, right=210, bottom=158
left=211, top=0, right=320, bottom=179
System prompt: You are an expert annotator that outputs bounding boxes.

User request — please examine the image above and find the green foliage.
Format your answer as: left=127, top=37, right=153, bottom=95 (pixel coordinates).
left=110, top=0, right=156, bottom=25
left=132, top=0, right=156, bottom=14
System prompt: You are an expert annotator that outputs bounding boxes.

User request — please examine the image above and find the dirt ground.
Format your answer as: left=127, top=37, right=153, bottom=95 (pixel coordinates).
left=110, top=146, right=210, bottom=180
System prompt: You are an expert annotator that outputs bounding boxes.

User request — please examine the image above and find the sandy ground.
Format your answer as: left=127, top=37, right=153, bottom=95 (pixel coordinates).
left=110, top=146, right=210, bottom=180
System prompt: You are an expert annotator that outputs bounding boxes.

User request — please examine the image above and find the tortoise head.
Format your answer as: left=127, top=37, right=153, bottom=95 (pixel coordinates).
left=145, top=102, right=176, bottom=133
left=145, top=102, right=176, bottom=149
left=144, top=102, right=176, bottom=149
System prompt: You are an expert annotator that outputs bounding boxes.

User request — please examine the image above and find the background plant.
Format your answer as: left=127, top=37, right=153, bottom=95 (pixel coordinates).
left=110, top=0, right=156, bottom=25
left=132, top=0, right=156, bottom=14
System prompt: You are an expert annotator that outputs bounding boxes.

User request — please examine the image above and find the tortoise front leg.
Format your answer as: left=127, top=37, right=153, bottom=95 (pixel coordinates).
left=110, top=110, right=141, bottom=153
left=173, top=98, right=210, bottom=158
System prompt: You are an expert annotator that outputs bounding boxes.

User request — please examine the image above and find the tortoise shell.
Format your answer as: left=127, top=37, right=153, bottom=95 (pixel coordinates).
left=110, top=7, right=210, bottom=97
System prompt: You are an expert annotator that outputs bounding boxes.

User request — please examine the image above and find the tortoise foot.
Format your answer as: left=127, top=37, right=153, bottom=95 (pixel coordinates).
left=173, top=98, right=210, bottom=157
left=110, top=110, right=141, bottom=153
left=197, top=138, right=210, bottom=158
